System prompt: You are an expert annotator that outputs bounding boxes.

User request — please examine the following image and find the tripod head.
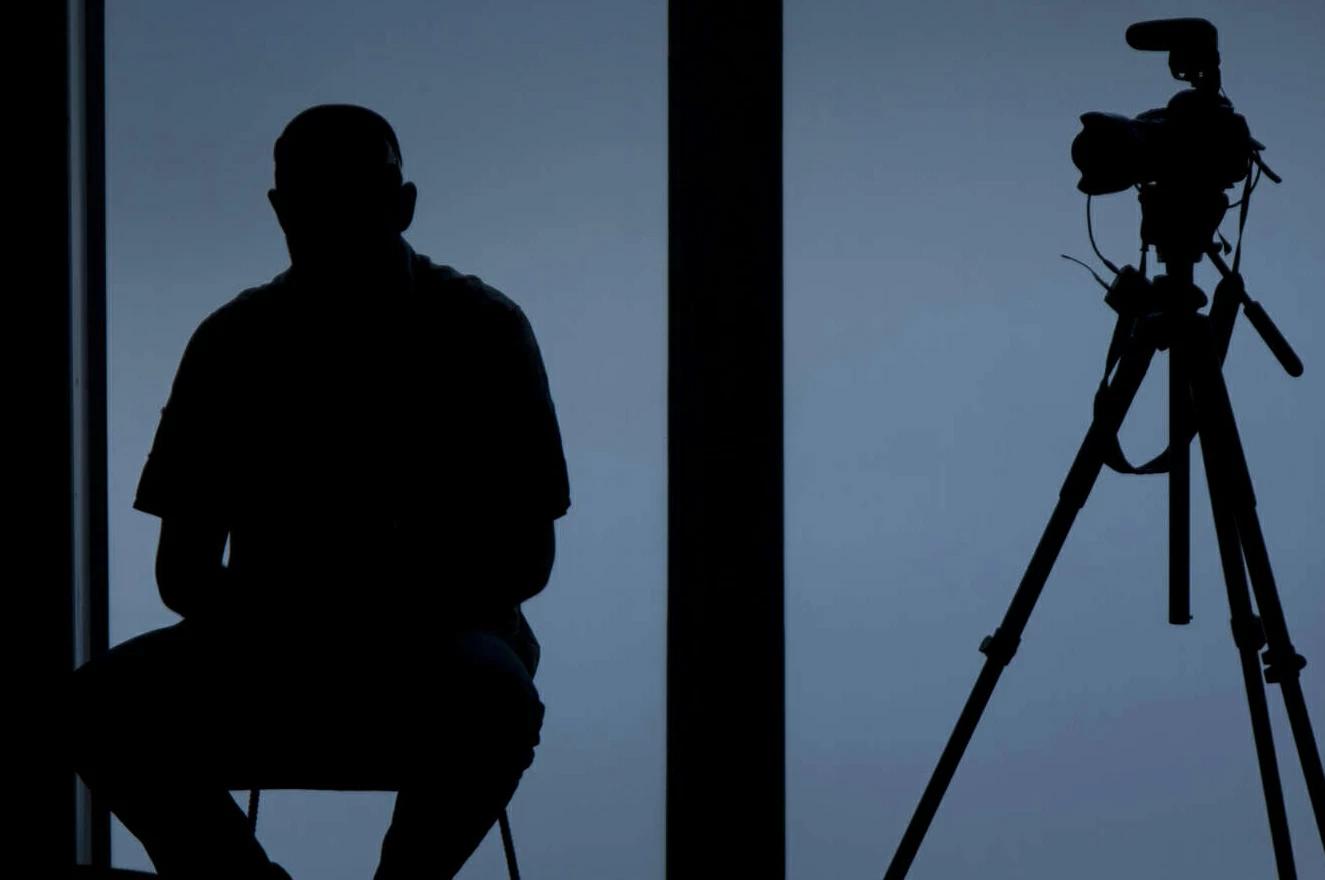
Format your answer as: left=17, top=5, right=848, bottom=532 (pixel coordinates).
left=1137, top=183, right=1229, bottom=269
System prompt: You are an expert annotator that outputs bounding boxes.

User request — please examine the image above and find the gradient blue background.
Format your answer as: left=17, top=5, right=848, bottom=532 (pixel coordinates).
left=106, top=2, right=665, bottom=878
left=104, top=1, right=1321, bottom=877
left=785, top=2, right=1322, bottom=878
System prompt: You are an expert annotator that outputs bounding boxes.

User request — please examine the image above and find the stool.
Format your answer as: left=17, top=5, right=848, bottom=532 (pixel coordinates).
left=245, top=789, right=521, bottom=880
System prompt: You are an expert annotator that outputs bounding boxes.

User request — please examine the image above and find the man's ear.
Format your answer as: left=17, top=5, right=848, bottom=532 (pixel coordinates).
left=268, top=188, right=290, bottom=235
left=395, top=182, right=418, bottom=233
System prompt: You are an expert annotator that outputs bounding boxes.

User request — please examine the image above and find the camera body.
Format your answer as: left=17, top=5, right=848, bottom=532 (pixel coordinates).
left=1072, top=90, right=1254, bottom=196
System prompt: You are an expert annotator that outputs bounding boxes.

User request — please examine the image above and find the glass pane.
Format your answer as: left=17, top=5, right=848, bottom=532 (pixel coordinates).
left=107, top=3, right=665, bottom=877
left=786, top=4, right=1325, bottom=878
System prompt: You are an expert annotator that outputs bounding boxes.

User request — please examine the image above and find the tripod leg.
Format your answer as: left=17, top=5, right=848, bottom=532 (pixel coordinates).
left=1195, top=387, right=1298, bottom=878
left=882, top=332, right=1159, bottom=880
left=1187, top=313, right=1325, bottom=852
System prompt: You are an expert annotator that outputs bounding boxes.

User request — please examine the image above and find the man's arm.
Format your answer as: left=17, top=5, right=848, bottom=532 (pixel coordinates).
left=136, top=308, right=237, bottom=620
left=461, top=301, right=566, bottom=609
left=155, top=516, right=229, bottom=620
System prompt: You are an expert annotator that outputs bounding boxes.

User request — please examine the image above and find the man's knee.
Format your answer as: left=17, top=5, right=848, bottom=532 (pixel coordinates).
left=66, top=625, right=201, bottom=783
left=447, top=632, right=545, bottom=756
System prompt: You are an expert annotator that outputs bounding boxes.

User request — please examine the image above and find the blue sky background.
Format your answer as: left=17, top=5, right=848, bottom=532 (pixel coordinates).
left=105, top=2, right=1320, bottom=877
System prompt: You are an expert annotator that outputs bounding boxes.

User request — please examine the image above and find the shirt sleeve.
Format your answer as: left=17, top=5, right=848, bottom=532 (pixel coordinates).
left=133, top=313, right=235, bottom=522
left=492, top=305, right=571, bottom=521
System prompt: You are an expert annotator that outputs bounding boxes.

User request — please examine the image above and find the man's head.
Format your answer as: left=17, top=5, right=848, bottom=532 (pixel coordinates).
left=268, top=104, right=418, bottom=271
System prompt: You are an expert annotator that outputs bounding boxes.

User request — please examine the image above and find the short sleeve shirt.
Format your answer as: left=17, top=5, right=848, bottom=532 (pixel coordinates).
left=134, top=245, right=570, bottom=627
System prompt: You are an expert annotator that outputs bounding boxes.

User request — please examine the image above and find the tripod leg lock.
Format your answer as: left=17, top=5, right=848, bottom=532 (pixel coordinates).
left=979, top=627, right=1021, bottom=667
left=1229, top=614, right=1267, bottom=653
left=1262, top=648, right=1307, bottom=685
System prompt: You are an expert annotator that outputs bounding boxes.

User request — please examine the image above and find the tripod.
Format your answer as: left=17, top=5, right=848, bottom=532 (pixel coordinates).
left=882, top=183, right=1325, bottom=879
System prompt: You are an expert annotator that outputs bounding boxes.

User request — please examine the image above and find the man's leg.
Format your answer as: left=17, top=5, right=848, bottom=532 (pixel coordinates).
left=69, top=620, right=285, bottom=880
left=372, top=630, right=545, bottom=880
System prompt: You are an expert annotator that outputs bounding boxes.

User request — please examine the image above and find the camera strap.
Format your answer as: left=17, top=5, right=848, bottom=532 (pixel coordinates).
left=1094, top=310, right=1177, bottom=475
left=1232, top=156, right=1256, bottom=275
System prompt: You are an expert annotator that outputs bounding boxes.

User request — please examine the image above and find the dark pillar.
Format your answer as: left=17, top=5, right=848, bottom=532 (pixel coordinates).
left=27, top=0, right=106, bottom=871
left=668, top=3, right=784, bottom=877
left=42, top=0, right=77, bottom=870
left=67, top=0, right=112, bottom=868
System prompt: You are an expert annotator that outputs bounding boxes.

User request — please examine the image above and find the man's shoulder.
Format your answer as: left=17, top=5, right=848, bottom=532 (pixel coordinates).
left=223, top=269, right=296, bottom=317
left=412, top=252, right=524, bottom=321
left=191, top=269, right=294, bottom=340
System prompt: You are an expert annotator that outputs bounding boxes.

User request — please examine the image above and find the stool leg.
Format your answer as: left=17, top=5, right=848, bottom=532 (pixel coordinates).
left=498, top=810, right=520, bottom=880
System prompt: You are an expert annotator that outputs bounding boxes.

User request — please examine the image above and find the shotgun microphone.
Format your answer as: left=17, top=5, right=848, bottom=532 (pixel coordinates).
left=1125, top=18, right=1217, bottom=53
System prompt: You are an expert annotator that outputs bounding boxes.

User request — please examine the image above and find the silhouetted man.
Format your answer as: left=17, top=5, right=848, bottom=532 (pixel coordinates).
left=70, top=104, right=570, bottom=879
